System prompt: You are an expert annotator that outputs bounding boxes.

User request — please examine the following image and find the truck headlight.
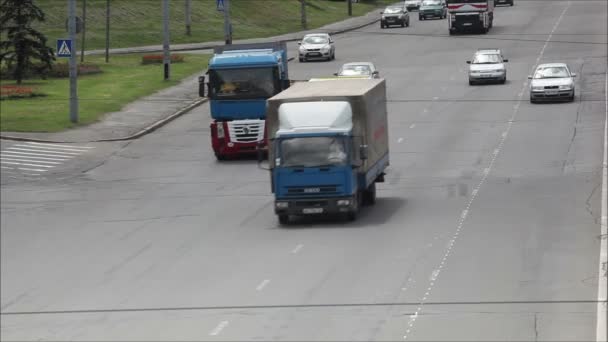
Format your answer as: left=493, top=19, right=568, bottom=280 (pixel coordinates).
left=337, top=199, right=351, bottom=206
left=216, top=122, right=225, bottom=138
left=559, top=85, right=572, bottom=90
left=276, top=202, right=288, bottom=209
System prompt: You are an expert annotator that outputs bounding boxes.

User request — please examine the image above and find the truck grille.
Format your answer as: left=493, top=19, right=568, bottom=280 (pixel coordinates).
left=227, top=120, right=265, bottom=143
left=286, top=185, right=339, bottom=196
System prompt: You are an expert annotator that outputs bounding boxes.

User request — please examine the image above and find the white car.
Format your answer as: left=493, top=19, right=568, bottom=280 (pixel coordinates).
left=298, top=33, right=335, bottom=62
left=467, top=49, right=508, bottom=85
left=334, top=62, right=379, bottom=79
left=405, top=0, right=422, bottom=11
left=528, top=63, right=576, bottom=102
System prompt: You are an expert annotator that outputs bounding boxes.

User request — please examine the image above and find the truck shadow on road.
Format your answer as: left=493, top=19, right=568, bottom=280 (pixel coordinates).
left=280, top=197, right=407, bottom=229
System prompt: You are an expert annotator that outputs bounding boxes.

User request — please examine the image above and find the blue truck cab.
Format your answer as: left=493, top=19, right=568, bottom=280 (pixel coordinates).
left=265, top=79, right=389, bottom=224
left=198, top=42, right=291, bottom=159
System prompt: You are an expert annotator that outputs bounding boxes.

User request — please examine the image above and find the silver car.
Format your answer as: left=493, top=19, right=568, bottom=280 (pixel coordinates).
left=467, top=49, right=508, bottom=85
left=405, top=0, right=422, bottom=11
left=298, top=33, right=335, bottom=62
left=528, top=63, right=576, bottom=103
left=334, top=62, right=380, bottom=79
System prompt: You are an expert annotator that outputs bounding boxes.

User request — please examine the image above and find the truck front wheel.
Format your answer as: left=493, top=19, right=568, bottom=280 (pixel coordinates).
left=278, top=214, right=289, bottom=225
left=363, top=183, right=377, bottom=206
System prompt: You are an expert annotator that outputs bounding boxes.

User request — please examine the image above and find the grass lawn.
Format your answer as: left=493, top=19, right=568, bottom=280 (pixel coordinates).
left=33, top=0, right=393, bottom=50
left=0, top=54, right=209, bottom=132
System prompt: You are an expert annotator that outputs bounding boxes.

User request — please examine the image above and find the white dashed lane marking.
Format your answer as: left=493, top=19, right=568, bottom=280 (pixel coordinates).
left=0, top=142, right=94, bottom=175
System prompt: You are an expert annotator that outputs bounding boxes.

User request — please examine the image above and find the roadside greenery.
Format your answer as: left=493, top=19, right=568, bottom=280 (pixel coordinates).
left=0, top=53, right=209, bottom=132
left=33, top=0, right=393, bottom=51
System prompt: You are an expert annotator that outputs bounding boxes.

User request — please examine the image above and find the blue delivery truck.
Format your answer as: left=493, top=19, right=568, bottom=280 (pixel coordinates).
left=199, top=42, right=291, bottom=160
left=265, top=79, right=389, bottom=224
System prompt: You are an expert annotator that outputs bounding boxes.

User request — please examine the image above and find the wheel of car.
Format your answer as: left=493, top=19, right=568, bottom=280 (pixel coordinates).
left=469, top=79, right=475, bottom=86
left=215, top=153, right=226, bottom=161
left=569, top=94, right=575, bottom=102
left=500, top=77, right=506, bottom=84
left=401, top=20, right=405, bottom=27
left=299, top=57, right=304, bottom=62
left=406, top=19, right=410, bottom=27
left=381, top=23, right=384, bottom=28
left=419, top=15, right=423, bottom=20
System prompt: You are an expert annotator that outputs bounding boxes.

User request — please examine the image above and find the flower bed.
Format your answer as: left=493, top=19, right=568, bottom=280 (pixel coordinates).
left=0, top=85, right=45, bottom=100
left=141, top=54, right=185, bottom=65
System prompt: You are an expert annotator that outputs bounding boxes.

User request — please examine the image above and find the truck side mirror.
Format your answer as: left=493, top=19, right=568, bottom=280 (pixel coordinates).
left=257, top=141, right=270, bottom=170
left=359, top=145, right=368, bottom=160
left=297, top=41, right=301, bottom=45
left=198, top=76, right=206, bottom=97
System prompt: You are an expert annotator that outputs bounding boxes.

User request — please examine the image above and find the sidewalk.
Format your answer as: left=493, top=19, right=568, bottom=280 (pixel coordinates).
left=0, top=8, right=383, bottom=143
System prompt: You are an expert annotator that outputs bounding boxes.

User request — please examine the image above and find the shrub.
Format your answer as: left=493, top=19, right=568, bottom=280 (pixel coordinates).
left=48, top=63, right=103, bottom=78
left=141, top=54, right=185, bottom=65
left=0, top=85, right=45, bottom=100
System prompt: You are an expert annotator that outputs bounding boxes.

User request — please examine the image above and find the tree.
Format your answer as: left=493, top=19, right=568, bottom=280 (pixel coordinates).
left=0, top=0, right=55, bottom=84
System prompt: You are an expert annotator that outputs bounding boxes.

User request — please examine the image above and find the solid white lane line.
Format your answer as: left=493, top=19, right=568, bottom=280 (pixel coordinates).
left=0, top=151, right=71, bottom=160
left=25, top=142, right=94, bottom=149
left=14, top=144, right=88, bottom=153
left=397, top=138, right=404, bottom=143
left=18, top=167, right=48, bottom=172
left=409, top=124, right=416, bottom=129
left=0, top=161, right=54, bottom=168
left=291, top=244, right=304, bottom=254
left=13, top=144, right=85, bottom=153
left=6, top=147, right=80, bottom=156
left=256, top=279, right=270, bottom=291
left=596, top=70, right=608, bottom=342
left=209, top=320, right=229, bottom=336
left=0, top=158, right=61, bottom=165
left=1, top=166, right=12, bottom=169
left=402, top=3, right=572, bottom=340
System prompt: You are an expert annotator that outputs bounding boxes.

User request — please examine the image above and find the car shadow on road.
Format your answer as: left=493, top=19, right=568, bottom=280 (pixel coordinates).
left=280, top=196, right=407, bottom=229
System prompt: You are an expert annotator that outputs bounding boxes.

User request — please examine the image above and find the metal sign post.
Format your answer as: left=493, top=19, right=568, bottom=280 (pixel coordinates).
left=67, top=0, right=78, bottom=123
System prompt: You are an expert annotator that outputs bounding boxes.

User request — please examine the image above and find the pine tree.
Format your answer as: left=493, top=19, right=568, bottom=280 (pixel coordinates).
left=0, top=0, right=55, bottom=84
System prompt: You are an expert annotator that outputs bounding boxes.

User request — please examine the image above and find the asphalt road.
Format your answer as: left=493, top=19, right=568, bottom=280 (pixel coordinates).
left=1, top=1, right=607, bottom=340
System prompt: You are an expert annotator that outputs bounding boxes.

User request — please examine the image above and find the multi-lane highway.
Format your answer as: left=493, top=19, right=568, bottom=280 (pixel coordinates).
left=1, top=1, right=607, bottom=340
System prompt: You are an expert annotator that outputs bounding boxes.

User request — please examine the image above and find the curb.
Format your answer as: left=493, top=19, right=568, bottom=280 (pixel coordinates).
left=0, top=14, right=379, bottom=144
left=0, top=98, right=208, bottom=144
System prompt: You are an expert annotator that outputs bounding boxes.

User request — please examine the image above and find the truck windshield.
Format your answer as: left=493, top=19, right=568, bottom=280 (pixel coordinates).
left=209, top=67, right=280, bottom=100
left=280, top=137, right=348, bottom=168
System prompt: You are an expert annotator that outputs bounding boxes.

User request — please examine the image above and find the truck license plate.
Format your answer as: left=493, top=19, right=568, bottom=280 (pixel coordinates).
left=303, top=208, right=323, bottom=214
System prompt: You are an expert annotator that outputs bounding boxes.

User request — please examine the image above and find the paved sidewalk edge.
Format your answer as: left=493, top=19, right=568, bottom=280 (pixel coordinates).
left=0, top=98, right=209, bottom=144
left=0, top=14, right=380, bottom=144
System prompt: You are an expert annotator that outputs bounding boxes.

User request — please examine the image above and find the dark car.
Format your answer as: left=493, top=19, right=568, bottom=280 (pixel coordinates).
left=495, top=0, right=514, bottom=6
left=381, top=5, right=410, bottom=28
left=419, top=0, right=447, bottom=20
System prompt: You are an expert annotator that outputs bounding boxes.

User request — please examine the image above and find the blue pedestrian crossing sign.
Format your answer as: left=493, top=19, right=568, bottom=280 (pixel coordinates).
left=217, top=0, right=224, bottom=11
left=56, top=39, right=73, bottom=58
